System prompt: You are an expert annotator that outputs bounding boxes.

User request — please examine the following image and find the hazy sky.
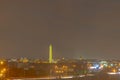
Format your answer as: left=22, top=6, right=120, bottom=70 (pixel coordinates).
left=0, top=0, right=120, bottom=59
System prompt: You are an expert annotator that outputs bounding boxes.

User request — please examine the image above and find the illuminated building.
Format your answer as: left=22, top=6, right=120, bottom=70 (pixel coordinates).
left=49, top=44, right=53, bottom=63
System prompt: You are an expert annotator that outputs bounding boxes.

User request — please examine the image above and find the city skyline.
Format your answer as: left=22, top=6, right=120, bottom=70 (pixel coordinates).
left=0, top=0, right=120, bottom=59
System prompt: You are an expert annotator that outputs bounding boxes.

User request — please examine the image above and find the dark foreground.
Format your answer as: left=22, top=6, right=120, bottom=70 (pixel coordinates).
left=6, top=74, right=120, bottom=80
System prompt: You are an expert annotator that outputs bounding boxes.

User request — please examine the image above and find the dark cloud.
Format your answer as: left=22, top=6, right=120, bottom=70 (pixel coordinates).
left=0, top=0, right=120, bottom=59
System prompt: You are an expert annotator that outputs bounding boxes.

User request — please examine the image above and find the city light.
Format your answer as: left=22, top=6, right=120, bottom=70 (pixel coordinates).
left=0, top=61, right=4, bottom=65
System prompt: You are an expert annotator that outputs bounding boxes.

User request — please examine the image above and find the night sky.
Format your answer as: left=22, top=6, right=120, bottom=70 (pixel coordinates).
left=0, top=0, right=120, bottom=59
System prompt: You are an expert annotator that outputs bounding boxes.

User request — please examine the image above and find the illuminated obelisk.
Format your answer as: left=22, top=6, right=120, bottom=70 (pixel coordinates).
left=49, top=44, right=53, bottom=63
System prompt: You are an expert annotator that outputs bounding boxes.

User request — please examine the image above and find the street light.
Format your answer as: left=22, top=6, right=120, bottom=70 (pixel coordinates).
left=0, top=61, right=4, bottom=65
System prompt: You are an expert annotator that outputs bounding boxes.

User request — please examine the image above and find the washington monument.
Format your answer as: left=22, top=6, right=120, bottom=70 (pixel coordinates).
left=49, top=44, right=53, bottom=63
